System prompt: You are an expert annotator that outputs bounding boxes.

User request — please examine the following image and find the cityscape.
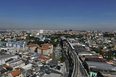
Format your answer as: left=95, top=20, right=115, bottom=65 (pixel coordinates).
left=0, top=0, right=116, bottom=77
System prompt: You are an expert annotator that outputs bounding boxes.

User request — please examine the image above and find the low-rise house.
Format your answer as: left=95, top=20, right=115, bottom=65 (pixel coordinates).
left=0, top=53, right=18, bottom=65
left=0, top=41, right=6, bottom=46
left=0, top=65, right=7, bottom=76
left=7, top=39, right=16, bottom=42
left=38, top=54, right=52, bottom=64
left=21, top=64, right=32, bottom=71
left=2, top=65, right=12, bottom=70
left=97, top=55, right=103, bottom=58
left=42, top=74, right=61, bottom=77
left=20, top=36, right=26, bottom=40
left=6, top=59, right=25, bottom=70
left=30, top=54, right=40, bottom=61
left=113, top=45, right=116, bottom=50
left=21, top=64, right=33, bottom=77
left=9, top=70, right=23, bottom=77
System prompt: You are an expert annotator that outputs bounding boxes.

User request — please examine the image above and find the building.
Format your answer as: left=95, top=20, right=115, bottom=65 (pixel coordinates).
left=25, top=44, right=38, bottom=52
left=39, top=29, right=44, bottom=34
left=37, top=44, right=53, bottom=56
left=39, top=37, right=51, bottom=41
left=84, top=58, right=116, bottom=76
left=38, top=54, right=52, bottom=64
left=6, top=59, right=25, bottom=70
left=97, top=71, right=116, bottom=77
left=0, top=41, right=6, bottom=46
left=21, top=64, right=32, bottom=71
left=42, top=74, right=61, bottom=77
left=0, top=53, right=18, bottom=65
left=9, top=70, right=23, bottom=77
left=30, top=54, right=40, bottom=60
left=84, top=58, right=106, bottom=63
left=6, top=40, right=27, bottom=49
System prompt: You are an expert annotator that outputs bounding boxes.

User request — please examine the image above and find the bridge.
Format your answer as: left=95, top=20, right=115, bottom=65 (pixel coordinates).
left=60, top=36, right=89, bottom=77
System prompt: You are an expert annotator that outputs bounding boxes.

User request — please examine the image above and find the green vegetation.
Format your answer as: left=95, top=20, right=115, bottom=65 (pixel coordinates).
left=58, top=55, right=66, bottom=62
left=34, top=47, right=38, bottom=53
left=91, top=47, right=103, bottom=55
left=52, top=51, right=55, bottom=59
left=1, top=38, right=5, bottom=41
left=60, top=55, right=66, bottom=62
left=6, top=67, right=12, bottom=71
left=25, top=34, right=83, bottom=47
left=15, top=53, right=18, bottom=55
left=91, top=47, right=116, bottom=61
left=103, top=33, right=115, bottom=37
left=105, top=50, right=116, bottom=61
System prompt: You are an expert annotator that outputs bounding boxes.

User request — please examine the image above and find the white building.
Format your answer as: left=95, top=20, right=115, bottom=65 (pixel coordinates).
left=21, top=64, right=32, bottom=71
left=0, top=54, right=18, bottom=65
left=6, top=59, right=25, bottom=70
left=39, top=29, right=44, bottom=34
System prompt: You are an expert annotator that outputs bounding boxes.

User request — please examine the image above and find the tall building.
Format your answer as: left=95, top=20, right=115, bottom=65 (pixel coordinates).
left=37, top=44, right=53, bottom=56
left=39, top=29, right=44, bottom=34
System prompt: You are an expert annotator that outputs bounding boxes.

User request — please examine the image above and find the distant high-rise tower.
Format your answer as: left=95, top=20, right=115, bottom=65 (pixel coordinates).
left=39, top=29, right=43, bottom=34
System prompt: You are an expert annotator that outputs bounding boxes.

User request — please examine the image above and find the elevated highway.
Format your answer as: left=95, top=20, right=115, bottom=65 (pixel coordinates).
left=60, top=36, right=89, bottom=77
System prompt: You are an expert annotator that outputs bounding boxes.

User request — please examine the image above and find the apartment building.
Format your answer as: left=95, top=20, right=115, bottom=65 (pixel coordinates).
left=37, top=44, right=53, bottom=56
left=25, top=44, right=38, bottom=52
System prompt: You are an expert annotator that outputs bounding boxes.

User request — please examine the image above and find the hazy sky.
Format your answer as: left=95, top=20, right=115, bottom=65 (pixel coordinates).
left=0, top=0, right=116, bottom=31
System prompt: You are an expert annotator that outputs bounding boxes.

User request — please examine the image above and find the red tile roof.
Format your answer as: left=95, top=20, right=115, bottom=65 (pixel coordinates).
left=38, top=55, right=51, bottom=61
left=26, top=44, right=38, bottom=47
left=11, top=70, right=21, bottom=77
left=113, top=45, right=116, bottom=47
left=102, top=50, right=106, bottom=53
left=81, top=57, right=85, bottom=60
left=2, top=65, right=11, bottom=68
left=106, top=62, right=114, bottom=65
left=97, top=55, right=103, bottom=57
left=87, top=35, right=91, bottom=37
left=41, top=44, right=52, bottom=46
left=38, top=47, right=48, bottom=50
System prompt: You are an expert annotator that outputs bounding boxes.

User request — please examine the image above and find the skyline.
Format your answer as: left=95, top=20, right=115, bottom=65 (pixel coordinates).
left=0, top=0, right=116, bottom=31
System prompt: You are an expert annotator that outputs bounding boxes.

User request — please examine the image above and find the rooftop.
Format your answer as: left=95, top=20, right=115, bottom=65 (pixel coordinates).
left=86, top=61, right=114, bottom=71
left=11, top=70, right=21, bottom=77
left=85, top=58, right=105, bottom=63
left=26, top=44, right=38, bottom=47
left=38, top=47, right=48, bottom=50
left=38, top=55, right=52, bottom=61
left=41, top=44, right=52, bottom=46
left=0, top=54, right=17, bottom=60
left=7, top=59, right=22, bottom=64
left=83, top=55, right=99, bottom=58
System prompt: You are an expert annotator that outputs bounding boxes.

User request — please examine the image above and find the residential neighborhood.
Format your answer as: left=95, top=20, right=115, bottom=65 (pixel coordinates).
left=0, top=29, right=116, bottom=77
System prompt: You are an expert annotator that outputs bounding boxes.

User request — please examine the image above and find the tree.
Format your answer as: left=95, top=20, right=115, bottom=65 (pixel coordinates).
left=44, top=39, right=50, bottom=43
left=60, top=55, right=66, bottom=62
left=6, top=67, right=12, bottom=71
left=50, top=40, right=58, bottom=47
left=1, top=38, right=5, bottom=41
left=64, top=30, right=68, bottom=32
left=34, top=47, right=38, bottom=53
left=91, top=47, right=103, bottom=55
left=69, top=29, right=73, bottom=32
